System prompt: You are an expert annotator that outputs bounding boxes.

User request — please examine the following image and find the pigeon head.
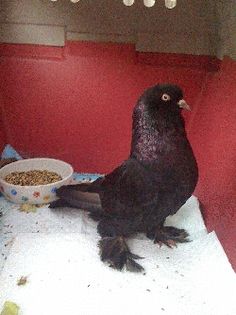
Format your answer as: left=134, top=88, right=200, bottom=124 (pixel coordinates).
left=142, top=83, right=190, bottom=114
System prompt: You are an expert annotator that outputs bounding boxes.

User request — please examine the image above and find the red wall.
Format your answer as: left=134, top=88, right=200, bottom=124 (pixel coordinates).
left=0, top=41, right=213, bottom=172
left=0, top=93, right=6, bottom=151
left=0, top=128, right=6, bottom=152
left=1, top=42, right=235, bottom=269
left=188, top=57, right=236, bottom=270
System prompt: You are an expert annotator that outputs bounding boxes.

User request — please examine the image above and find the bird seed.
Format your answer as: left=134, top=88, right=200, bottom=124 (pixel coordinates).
left=4, top=170, right=62, bottom=186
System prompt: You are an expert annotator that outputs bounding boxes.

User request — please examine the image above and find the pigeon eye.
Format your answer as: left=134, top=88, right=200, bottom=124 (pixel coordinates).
left=161, top=94, right=171, bottom=102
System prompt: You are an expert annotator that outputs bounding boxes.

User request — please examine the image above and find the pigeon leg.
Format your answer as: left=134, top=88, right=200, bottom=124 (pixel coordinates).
left=147, top=225, right=190, bottom=248
left=97, top=218, right=144, bottom=272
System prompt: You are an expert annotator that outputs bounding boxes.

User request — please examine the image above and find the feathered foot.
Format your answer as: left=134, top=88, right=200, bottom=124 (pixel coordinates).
left=147, top=226, right=190, bottom=248
left=98, top=236, right=144, bottom=272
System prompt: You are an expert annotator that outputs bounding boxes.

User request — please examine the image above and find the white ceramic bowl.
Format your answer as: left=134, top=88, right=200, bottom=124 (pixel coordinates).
left=0, top=158, right=74, bottom=204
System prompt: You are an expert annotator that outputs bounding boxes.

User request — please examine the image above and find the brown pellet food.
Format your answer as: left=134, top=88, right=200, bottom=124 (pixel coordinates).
left=4, top=170, right=62, bottom=186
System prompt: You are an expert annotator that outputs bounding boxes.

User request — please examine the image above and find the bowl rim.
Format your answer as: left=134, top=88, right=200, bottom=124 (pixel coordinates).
left=0, top=158, right=74, bottom=189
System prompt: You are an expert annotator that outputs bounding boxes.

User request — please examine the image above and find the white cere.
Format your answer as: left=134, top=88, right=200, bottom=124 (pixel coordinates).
left=161, top=93, right=171, bottom=101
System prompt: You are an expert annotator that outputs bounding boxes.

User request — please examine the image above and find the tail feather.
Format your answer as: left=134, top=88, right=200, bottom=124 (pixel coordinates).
left=49, top=183, right=103, bottom=215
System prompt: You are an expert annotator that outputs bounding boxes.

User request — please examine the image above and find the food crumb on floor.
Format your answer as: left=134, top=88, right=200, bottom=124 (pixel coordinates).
left=17, top=276, right=28, bottom=286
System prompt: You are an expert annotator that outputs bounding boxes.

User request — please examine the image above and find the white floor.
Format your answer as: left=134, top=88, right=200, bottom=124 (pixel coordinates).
left=0, top=195, right=236, bottom=315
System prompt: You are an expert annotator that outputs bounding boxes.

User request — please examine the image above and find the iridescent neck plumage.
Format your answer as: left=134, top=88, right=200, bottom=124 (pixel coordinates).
left=130, top=101, right=186, bottom=162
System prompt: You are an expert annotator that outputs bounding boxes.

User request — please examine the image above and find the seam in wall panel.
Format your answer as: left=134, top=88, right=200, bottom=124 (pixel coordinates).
left=0, top=43, right=65, bottom=61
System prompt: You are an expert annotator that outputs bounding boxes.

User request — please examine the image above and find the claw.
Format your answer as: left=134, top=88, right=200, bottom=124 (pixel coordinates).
left=167, top=240, right=177, bottom=248
left=149, top=226, right=190, bottom=248
left=165, top=239, right=178, bottom=248
left=128, top=252, right=144, bottom=260
left=154, top=239, right=177, bottom=248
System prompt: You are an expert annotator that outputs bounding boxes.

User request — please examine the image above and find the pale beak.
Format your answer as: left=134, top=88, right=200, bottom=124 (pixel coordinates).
left=178, top=99, right=191, bottom=111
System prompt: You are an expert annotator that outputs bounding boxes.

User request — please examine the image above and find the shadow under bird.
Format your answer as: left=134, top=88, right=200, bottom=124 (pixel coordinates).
left=50, top=83, right=198, bottom=272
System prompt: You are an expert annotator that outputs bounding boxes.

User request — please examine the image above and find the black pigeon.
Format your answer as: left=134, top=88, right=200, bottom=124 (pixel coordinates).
left=50, top=83, right=198, bottom=272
